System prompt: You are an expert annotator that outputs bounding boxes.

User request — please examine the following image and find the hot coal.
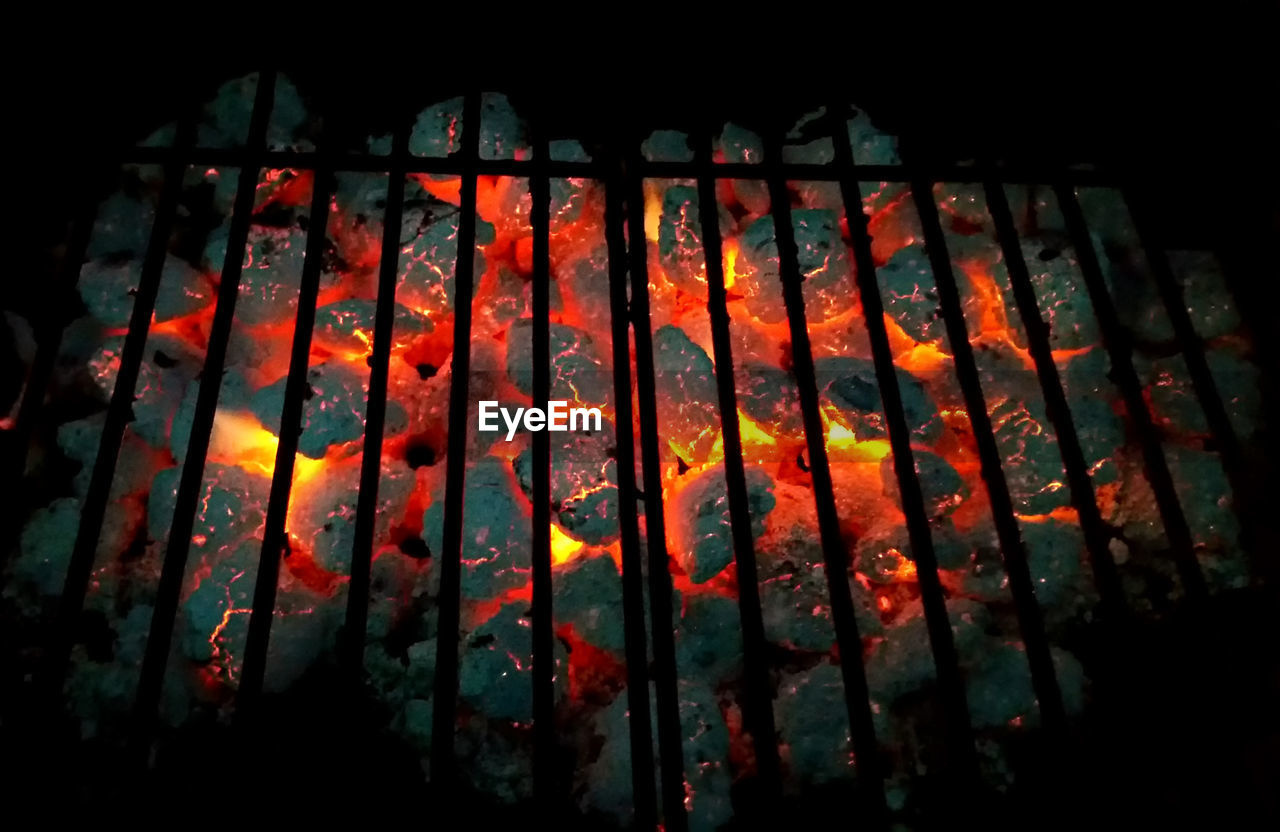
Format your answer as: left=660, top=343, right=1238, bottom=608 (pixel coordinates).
left=77, top=259, right=213, bottom=328
left=506, top=319, right=610, bottom=406
left=148, top=463, right=268, bottom=556
left=879, top=450, right=969, bottom=520
left=205, top=224, right=337, bottom=326
left=960, top=518, right=1084, bottom=609
left=776, top=662, right=861, bottom=786
left=854, top=517, right=970, bottom=580
left=736, top=363, right=805, bottom=442
left=423, top=458, right=530, bottom=600
left=181, top=538, right=257, bottom=664
left=397, top=199, right=495, bottom=318
left=288, top=458, right=414, bottom=574
left=656, top=184, right=720, bottom=297
left=672, top=464, right=775, bottom=583
left=879, top=244, right=982, bottom=343
left=739, top=209, right=854, bottom=325
left=459, top=602, right=565, bottom=723
left=675, top=592, right=742, bottom=685
left=653, top=325, right=721, bottom=464
left=1141, top=349, right=1261, bottom=440
left=251, top=360, right=405, bottom=459
left=760, top=561, right=882, bottom=651
left=553, top=553, right=626, bottom=655
left=994, top=240, right=1100, bottom=352
left=513, top=422, right=619, bottom=545
left=17, top=495, right=141, bottom=597
left=813, top=356, right=944, bottom=445
left=313, top=299, right=432, bottom=354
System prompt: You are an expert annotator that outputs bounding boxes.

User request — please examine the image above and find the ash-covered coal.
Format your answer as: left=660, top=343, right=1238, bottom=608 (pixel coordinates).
left=653, top=325, right=721, bottom=465
left=288, top=458, right=414, bottom=574
left=735, top=363, right=805, bottom=443
left=513, top=423, right=619, bottom=545
left=993, top=241, right=1100, bottom=352
left=878, top=244, right=982, bottom=344
left=553, top=553, right=626, bottom=655
left=671, top=463, right=775, bottom=583
left=879, top=450, right=969, bottom=520
left=459, top=602, right=566, bottom=722
left=675, top=592, right=742, bottom=685
left=814, top=356, right=943, bottom=445
left=423, top=458, right=531, bottom=600
left=313, top=299, right=432, bottom=355
left=77, top=259, right=213, bottom=328
left=506, top=319, right=610, bottom=406
left=739, top=209, right=854, bottom=325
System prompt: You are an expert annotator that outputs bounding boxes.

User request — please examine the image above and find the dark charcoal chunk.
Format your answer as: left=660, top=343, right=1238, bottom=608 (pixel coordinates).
left=854, top=518, right=970, bottom=581
left=1164, top=446, right=1241, bottom=556
left=458, top=602, right=565, bottom=722
left=552, top=553, right=625, bottom=654
left=505, top=320, right=609, bottom=406
left=77, top=259, right=213, bottom=328
left=866, top=598, right=990, bottom=703
left=776, top=662, right=867, bottom=786
left=675, top=593, right=742, bottom=684
left=813, top=356, right=944, bottom=446
left=1142, top=349, right=1261, bottom=440
left=961, top=518, right=1084, bottom=608
left=995, top=240, right=1100, bottom=351
left=424, top=458, right=531, bottom=600
left=653, top=325, right=721, bottom=464
left=760, top=562, right=882, bottom=651
left=735, top=363, right=804, bottom=441
left=672, top=464, right=775, bottom=583
left=879, top=450, right=969, bottom=520
left=642, top=129, right=694, bottom=162
left=879, top=244, right=985, bottom=343
left=1169, top=250, right=1241, bottom=340
left=964, top=641, right=1086, bottom=729
left=739, top=209, right=854, bottom=324
left=87, top=191, right=155, bottom=258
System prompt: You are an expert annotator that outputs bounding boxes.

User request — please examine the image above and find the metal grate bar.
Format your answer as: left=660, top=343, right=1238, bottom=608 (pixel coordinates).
left=1121, top=190, right=1248, bottom=506
left=836, top=173, right=981, bottom=791
left=119, top=144, right=1135, bottom=187
left=1055, top=185, right=1208, bottom=601
left=43, top=116, right=197, bottom=694
left=429, top=90, right=483, bottom=789
left=693, top=132, right=783, bottom=809
left=903, top=179, right=1070, bottom=736
left=622, top=154, right=689, bottom=831
left=982, top=182, right=1128, bottom=623
left=340, top=126, right=412, bottom=675
left=528, top=117, right=559, bottom=810
left=603, top=154, right=661, bottom=831
left=130, top=70, right=278, bottom=753
left=762, top=127, right=888, bottom=822
left=236, top=150, right=336, bottom=707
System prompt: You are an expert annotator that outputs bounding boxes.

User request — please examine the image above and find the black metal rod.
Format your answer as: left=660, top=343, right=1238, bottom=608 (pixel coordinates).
left=429, top=91, right=482, bottom=788
left=693, top=136, right=783, bottom=808
left=623, top=165, right=689, bottom=831
left=236, top=154, right=336, bottom=707
left=44, top=116, right=195, bottom=694
left=1121, top=189, right=1248, bottom=504
left=119, top=144, right=1133, bottom=186
left=529, top=119, right=559, bottom=811
left=828, top=171, right=982, bottom=788
left=1056, top=184, right=1208, bottom=601
left=903, top=180, right=1069, bottom=736
left=982, top=182, right=1129, bottom=623
left=603, top=161, right=660, bottom=830
left=340, top=129, right=411, bottom=676
left=130, top=70, right=277, bottom=754
left=759, top=131, right=888, bottom=822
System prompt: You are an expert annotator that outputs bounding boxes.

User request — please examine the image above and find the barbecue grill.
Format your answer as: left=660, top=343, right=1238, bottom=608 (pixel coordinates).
left=3, top=67, right=1276, bottom=828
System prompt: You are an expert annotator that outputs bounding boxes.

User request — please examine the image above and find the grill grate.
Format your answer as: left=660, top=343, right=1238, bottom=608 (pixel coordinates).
left=4, top=74, right=1270, bottom=827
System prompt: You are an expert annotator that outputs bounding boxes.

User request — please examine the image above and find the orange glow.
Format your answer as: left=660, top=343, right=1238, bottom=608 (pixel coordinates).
left=722, top=238, right=740, bottom=291
left=208, top=411, right=325, bottom=485
left=550, top=523, right=586, bottom=567
left=826, top=422, right=893, bottom=461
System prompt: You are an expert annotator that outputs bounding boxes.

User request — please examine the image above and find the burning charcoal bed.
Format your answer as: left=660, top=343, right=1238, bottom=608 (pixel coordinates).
left=3, top=70, right=1274, bottom=830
